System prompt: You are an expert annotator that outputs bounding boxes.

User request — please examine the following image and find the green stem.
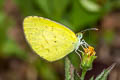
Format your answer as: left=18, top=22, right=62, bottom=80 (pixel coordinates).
left=80, top=69, right=87, bottom=80
left=65, top=57, right=74, bottom=80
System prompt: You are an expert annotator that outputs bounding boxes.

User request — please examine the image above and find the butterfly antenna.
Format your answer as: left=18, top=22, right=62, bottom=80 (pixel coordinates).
left=81, top=28, right=99, bottom=33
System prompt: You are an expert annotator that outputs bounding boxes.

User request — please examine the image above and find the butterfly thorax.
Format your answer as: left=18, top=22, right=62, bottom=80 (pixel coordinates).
left=74, top=32, right=83, bottom=50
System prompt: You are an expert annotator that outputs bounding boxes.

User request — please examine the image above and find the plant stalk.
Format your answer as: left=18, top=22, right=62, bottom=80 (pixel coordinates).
left=80, top=68, right=87, bottom=80
left=65, top=57, right=74, bottom=80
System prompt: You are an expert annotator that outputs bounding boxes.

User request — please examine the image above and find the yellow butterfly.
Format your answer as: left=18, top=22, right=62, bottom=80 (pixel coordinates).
left=23, top=16, right=97, bottom=62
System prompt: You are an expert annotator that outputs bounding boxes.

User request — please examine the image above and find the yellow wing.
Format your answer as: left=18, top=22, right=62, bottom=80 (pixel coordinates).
left=23, top=16, right=78, bottom=61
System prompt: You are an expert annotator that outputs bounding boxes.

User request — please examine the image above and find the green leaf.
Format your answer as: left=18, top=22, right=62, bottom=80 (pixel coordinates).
left=69, top=0, right=102, bottom=32
left=14, top=0, right=38, bottom=16
left=2, top=39, right=28, bottom=60
left=34, top=0, right=69, bottom=20
left=111, top=0, right=120, bottom=9
left=79, top=0, right=101, bottom=12
left=0, top=11, right=13, bottom=49
left=34, top=0, right=52, bottom=16
left=0, top=11, right=7, bottom=46
left=65, top=57, right=75, bottom=80
left=95, top=63, right=116, bottom=80
left=65, top=57, right=71, bottom=80
left=51, top=0, right=69, bottom=19
left=0, top=0, right=4, bottom=9
left=34, top=59, right=60, bottom=80
left=90, top=76, right=94, bottom=80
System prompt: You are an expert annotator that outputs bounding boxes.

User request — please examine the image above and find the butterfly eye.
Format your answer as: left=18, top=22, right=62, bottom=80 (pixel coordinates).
left=76, top=32, right=83, bottom=39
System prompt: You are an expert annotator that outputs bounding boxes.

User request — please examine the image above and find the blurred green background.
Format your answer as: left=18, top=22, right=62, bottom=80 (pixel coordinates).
left=0, top=0, right=120, bottom=80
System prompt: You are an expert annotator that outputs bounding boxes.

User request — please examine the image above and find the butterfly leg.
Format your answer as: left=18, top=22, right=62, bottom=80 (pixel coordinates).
left=83, top=39, right=89, bottom=46
left=80, top=39, right=90, bottom=49
left=78, top=49, right=84, bottom=54
left=75, top=49, right=82, bottom=61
